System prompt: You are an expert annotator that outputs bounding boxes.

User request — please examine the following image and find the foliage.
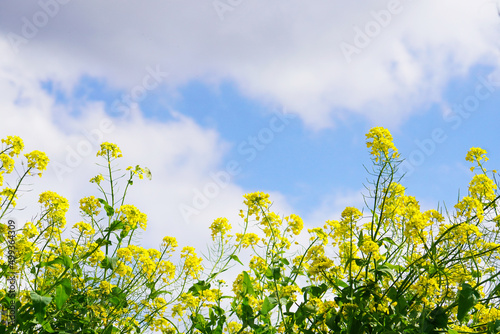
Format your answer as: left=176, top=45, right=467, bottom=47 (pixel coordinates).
left=1, top=128, right=500, bottom=333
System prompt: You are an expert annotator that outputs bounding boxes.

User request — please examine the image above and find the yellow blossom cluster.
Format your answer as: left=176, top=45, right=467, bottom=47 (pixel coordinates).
left=365, top=127, right=399, bottom=161
left=96, top=142, right=122, bottom=159
left=38, top=191, right=70, bottom=228
left=115, top=204, right=147, bottom=231
left=79, top=195, right=102, bottom=216
left=210, top=217, right=232, bottom=241
left=181, top=246, right=203, bottom=279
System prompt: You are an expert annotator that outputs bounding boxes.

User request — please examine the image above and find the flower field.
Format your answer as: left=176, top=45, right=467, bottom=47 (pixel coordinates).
left=1, top=128, right=500, bottom=333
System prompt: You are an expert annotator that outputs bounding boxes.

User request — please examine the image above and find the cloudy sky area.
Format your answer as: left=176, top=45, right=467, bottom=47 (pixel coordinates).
left=1, top=0, right=500, bottom=254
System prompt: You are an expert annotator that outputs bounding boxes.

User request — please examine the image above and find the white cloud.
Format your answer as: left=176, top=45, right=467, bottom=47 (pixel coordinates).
left=1, top=0, right=499, bottom=129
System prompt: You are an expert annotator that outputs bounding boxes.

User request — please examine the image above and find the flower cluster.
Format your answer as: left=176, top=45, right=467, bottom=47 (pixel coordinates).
left=210, top=217, right=232, bottom=241
left=38, top=191, right=70, bottom=228
left=365, top=127, right=399, bottom=161
left=79, top=196, right=102, bottom=216
left=96, top=142, right=122, bottom=159
left=115, top=204, right=147, bottom=231
left=1, top=135, right=24, bottom=157
left=25, top=150, right=49, bottom=177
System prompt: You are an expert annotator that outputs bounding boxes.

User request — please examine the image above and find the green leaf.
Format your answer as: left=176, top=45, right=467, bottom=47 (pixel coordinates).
left=242, top=271, right=255, bottom=297
left=229, top=254, right=243, bottom=266
left=30, top=291, right=52, bottom=324
left=380, top=237, right=397, bottom=247
left=261, top=296, right=277, bottom=315
left=264, top=267, right=281, bottom=280
left=188, top=280, right=211, bottom=296
left=108, top=287, right=128, bottom=308
left=55, top=278, right=72, bottom=310
left=335, top=278, right=349, bottom=288
left=104, top=203, right=115, bottom=217
left=384, top=263, right=405, bottom=272
left=487, top=320, right=500, bottom=333
left=424, top=306, right=448, bottom=332
left=61, top=255, right=73, bottom=269
left=100, top=256, right=118, bottom=271
left=23, top=250, right=34, bottom=262
left=95, top=238, right=112, bottom=247
left=105, top=220, right=124, bottom=232
left=457, top=283, right=480, bottom=322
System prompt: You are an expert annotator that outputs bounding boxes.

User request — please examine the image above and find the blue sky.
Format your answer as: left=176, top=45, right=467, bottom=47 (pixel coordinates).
left=1, top=0, right=500, bottom=254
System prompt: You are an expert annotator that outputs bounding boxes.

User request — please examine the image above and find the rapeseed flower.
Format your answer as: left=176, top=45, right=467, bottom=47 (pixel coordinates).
left=365, top=127, right=399, bottom=161
left=79, top=196, right=102, bottom=216
left=116, top=204, right=147, bottom=231
left=90, top=174, right=104, bottom=185
left=466, top=147, right=488, bottom=164
left=469, top=174, right=497, bottom=201
left=236, top=232, right=260, bottom=248
left=1, top=135, right=24, bottom=157
left=1, top=187, right=18, bottom=207
left=181, top=246, right=203, bottom=279
left=0, top=153, right=15, bottom=173
left=38, top=191, right=69, bottom=228
left=96, top=142, right=122, bottom=159
left=73, top=221, right=95, bottom=236
left=25, top=150, right=49, bottom=176
left=210, top=217, right=232, bottom=241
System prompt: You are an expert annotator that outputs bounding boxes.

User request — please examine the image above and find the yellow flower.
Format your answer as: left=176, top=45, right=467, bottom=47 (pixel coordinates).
left=469, top=174, right=497, bottom=201
left=181, top=246, right=203, bottom=279
left=210, top=217, right=232, bottom=241
left=162, top=236, right=178, bottom=251
left=38, top=191, right=69, bottom=228
left=79, top=196, right=102, bottom=216
left=96, top=142, right=122, bottom=159
left=455, top=196, right=484, bottom=222
left=365, top=127, right=399, bottom=161
left=286, top=214, right=304, bottom=235
left=99, top=280, right=114, bottom=294
left=308, top=227, right=329, bottom=245
left=236, top=232, right=260, bottom=248
left=0, top=187, right=18, bottom=207
left=88, top=242, right=106, bottom=266
left=23, top=222, right=38, bottom=238
left=1, top=136, right=24, bottom=157
left=126, top=165, right=151, bottom=180
left=116, top=204, right=147, bottom=231
left=0, top=153, right=15, bottom=173
left=249, top=256, right=267, bottom=274
left=465, top=147, right=488, bottom=164
left=25, top=150, right=49, bottom=176
left=115, top=261, right=133, bottom=277
left=158, top=260, right=176, bottom=280
left=243, top=192, right=272, bottom=217
left=360, top=237, right=381, bottom=260
left=73, top=221, right=95, bottom=236
left=89, top=174, right=104, bottom=185
left=341, top=207, right=362, bottom=224
left=226, top=322, right=242, bottom=334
